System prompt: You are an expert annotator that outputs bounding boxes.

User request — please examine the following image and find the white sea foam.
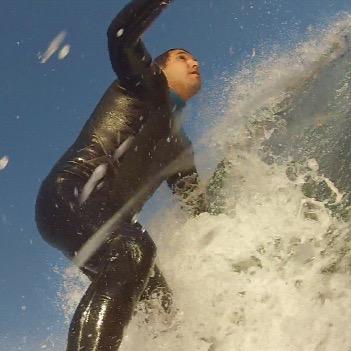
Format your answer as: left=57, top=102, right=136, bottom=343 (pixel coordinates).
left=211, top=14, right=351, bottom=153
left=115, top=154, right=350, bottom=351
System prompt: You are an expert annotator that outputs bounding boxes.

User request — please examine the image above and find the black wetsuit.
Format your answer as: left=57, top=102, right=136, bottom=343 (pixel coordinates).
left=35, top=1, right=204, bottom=350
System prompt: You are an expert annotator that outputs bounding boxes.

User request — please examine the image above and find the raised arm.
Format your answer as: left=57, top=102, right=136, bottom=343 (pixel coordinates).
left=107, top=0, right=172, bottom=91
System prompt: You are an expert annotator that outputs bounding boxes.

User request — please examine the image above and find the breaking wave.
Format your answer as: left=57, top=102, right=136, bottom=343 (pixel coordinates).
left=57, top=15, right=351, bottom=351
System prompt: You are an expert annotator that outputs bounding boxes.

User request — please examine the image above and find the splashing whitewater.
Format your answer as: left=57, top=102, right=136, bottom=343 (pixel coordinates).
left=56, top=15, right=351, bottom=351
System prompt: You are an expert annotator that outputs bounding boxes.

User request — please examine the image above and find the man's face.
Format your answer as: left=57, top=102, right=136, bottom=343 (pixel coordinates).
left=162, top=50, right=201, bottom=100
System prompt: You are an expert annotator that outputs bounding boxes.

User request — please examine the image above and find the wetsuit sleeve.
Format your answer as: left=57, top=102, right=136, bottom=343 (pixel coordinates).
left=107, top=0, right=172, bottom=92
left=166, top=132, right=207, bottom=216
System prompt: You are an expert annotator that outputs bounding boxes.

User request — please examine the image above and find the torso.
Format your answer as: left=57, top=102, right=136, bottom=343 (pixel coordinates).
left=37, top=78, right=192, bottom=220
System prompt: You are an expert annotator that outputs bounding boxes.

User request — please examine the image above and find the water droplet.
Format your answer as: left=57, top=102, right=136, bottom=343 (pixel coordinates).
left=131, top=213, right=139, bottom=223
left=40, top=30, right=67, bottom=64
left=97, top=181, right=104, bottom=190
left=79, top=163, right=108, bottom=204
left=117, top=28, right=124, bottom=37
left=0, top=155, right=9, bottom=170
left=58, top=44, right=70, bottom=60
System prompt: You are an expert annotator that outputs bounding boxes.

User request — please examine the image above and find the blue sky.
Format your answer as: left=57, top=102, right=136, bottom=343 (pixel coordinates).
left=1, top=0, right=351, bottom=349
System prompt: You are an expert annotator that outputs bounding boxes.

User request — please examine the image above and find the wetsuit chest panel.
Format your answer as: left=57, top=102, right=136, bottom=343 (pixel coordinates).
left=49, top=78, right=169, bottom=178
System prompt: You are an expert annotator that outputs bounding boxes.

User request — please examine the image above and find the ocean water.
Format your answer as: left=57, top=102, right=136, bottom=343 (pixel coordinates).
left=56, top=15, right=351, bottom=351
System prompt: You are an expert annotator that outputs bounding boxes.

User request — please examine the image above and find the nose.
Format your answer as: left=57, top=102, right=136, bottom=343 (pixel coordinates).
left=190, top=59, right=199, bottom=72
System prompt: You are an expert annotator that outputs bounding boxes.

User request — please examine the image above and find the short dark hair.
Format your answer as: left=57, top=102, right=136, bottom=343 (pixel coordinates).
left=154, top=48, right=191, bottom=68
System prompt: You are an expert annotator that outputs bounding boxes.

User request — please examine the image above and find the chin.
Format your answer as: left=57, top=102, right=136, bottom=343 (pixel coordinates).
left=187, top=86, right=201, bottom=99
left=191, top=80, right=202, bottom=94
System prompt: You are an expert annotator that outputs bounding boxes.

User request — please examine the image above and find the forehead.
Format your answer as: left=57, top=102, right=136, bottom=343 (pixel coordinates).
left=170, top=50, right=198, bottom=61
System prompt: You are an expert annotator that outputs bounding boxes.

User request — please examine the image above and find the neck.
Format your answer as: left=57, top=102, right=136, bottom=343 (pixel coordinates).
left=176, top=91, right=190, bottom=101
left=168, top=84, right=192, bottom=101
left=169, top=89, right=186, bottom=111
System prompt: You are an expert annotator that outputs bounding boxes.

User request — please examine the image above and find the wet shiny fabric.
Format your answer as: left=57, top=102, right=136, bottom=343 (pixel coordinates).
left=34, top=0, right=199, bottom=350
left=66, top=222, right=159, bottom=351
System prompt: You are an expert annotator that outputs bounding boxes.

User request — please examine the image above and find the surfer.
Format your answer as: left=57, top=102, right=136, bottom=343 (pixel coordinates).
left=35, top=0, right=206, bottom=350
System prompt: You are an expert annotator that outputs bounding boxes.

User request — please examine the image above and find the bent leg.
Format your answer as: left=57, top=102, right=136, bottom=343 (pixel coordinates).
left=67, top=224, right=156, bottom=351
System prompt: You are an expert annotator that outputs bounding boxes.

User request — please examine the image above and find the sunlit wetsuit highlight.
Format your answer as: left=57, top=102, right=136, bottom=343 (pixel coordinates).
left=35, top=1, right=205, bottom=350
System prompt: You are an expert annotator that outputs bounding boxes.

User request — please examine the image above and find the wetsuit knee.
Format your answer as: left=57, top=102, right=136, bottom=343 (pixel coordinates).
left=127, top=234, right=157, bottom=269
left=93, top=234, right=156, bottom=305
left=102, top=229, right=157, bottom=280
